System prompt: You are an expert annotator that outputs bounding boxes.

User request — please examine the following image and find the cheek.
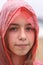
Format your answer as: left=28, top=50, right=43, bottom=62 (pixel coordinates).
left=27, top=32, right=35, bottom=50
left=7, top=32, right=18, bottom=46
left=27, top=32, right=35, bottom=44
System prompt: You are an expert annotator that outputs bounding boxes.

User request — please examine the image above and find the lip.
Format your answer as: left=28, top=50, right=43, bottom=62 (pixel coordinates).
left=14, top=44, right=29, bottom=48
left=14, top=44, right=29, bottom=46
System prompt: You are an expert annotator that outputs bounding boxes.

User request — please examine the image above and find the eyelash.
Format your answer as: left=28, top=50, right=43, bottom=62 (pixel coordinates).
left=9, top=27, right=18, bottom=31
left=25, top=27, right=33, bottom=32
left=26, top=27, right=32, bottom=30
left=9, top=27, right=33, bottom=32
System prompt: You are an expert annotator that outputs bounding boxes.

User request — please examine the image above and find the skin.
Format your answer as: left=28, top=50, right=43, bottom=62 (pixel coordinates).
left=5, top=13, right=35, bottom=65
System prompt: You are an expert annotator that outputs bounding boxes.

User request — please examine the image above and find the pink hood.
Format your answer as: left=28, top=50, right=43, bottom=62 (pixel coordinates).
left=0, top=0, right=39, bottom=65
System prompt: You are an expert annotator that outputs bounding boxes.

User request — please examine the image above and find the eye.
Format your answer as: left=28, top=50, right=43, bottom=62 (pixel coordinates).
left=26, top=27, right=34, bottom=32
left=26, top=27, right=32, bottom=30
left=8, top=27, right=18, bottom=32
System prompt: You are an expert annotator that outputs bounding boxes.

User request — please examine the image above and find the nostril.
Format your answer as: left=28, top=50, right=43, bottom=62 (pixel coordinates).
left=19, top=38, right=26, bottom=41
left=19, top=34, right=26, bottom=41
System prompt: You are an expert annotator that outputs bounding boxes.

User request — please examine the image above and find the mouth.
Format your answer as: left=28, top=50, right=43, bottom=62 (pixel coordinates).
left=14, top=44, right=30, bottom=46
left=14, top=43, right=30, bottom=49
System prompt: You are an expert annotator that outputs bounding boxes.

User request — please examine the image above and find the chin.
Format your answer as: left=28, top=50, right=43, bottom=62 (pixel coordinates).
left=15, top=52, right=28, bottom=56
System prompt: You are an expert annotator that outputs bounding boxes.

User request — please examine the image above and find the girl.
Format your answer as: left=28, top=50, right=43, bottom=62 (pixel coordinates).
left=0, top=0, right=43, bottom=65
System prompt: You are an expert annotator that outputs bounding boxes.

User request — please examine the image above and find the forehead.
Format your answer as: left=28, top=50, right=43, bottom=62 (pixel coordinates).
left=9, top=8, right=34, bottom=26
left=10, top=13, right=34, bottom=26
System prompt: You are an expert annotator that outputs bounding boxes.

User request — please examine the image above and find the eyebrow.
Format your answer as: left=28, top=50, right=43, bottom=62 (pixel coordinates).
left=26, top=23, right=32, bottom=26
left=10, top=23, right=19, bottom=26
left=10, top=23, right=32, bottom=26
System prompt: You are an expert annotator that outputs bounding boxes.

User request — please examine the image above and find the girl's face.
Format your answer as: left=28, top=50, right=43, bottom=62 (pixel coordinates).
left=6, top=14, right=35, bottom=56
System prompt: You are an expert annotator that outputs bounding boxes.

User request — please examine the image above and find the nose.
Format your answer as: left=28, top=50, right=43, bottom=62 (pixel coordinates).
left=19, top=28, right=26, bottom=41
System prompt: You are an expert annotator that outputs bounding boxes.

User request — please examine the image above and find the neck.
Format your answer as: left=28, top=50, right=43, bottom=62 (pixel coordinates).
left=11, top=54, right=27, bottom=65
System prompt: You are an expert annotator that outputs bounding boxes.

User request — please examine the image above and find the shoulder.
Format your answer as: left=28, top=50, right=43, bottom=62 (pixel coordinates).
left=33, top=60, right=43, bottom=65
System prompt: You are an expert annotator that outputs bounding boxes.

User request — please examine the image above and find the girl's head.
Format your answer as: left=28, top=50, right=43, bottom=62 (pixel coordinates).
left=5, top=9, right=35, bottom=56
left=0, top=0, right=39, bottom=65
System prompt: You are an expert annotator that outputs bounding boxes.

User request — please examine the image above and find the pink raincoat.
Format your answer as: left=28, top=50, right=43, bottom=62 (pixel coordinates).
left=0, top=0, right=43, bottom=65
